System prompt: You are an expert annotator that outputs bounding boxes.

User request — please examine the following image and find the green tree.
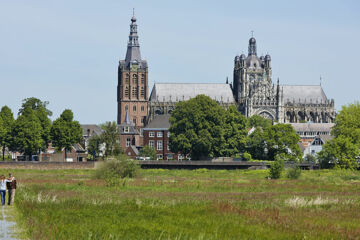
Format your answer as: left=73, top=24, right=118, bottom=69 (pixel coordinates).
left=246, top=128, right=267, bottom=160
left=264, top=124, right=302, bottom=161
left=318, top=103, right=360, bottom=169
left=12, top=107, right=43, bottom=160
left=87, top=135, right=103, bottom=160
left=221, top=106, right=248, bottom=156
left=100, top=121, right=122, bottom=157
left=0, top=106, right=14, bottom=160
left=248, top=115, right=272, bottom=129
left=169, top=95, right=226, bottom=160
left=139, top=145, right=156, bottom=160
left=318, top=136, right=359, bottom=170
left=268, top=154, right=285, bottom=179
left=19, top=98, right=52, bottom=152
left=331, top=103, right=360, bottom=144
left=50, top=109, right=82, bottom=160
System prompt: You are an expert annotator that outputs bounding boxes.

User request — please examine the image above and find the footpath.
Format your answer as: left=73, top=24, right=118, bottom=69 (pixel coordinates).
left=0, top=206, right=17, bottom=240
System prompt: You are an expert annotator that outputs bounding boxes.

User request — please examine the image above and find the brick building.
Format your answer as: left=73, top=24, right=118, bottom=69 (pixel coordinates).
left=143, top=114, right=179, bottom=160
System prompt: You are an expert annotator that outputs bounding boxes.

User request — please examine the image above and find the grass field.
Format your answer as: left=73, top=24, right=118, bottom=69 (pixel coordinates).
left=8, top=168, right=360, bottom=239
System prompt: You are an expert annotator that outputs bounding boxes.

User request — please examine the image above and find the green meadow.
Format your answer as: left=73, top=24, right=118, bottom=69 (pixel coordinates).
left=8, top=168, right=360, bottom=239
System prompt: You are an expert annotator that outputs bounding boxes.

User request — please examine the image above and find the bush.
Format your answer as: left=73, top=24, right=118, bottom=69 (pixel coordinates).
left=304, top=154, right=316, bottom=163
left=287, top=166, right=301, bottom=179
left=243, top=152, right=252, bottom=161
left=268, top=155, right=284, bottom=179
left=95, top=154, right=139, bottom=186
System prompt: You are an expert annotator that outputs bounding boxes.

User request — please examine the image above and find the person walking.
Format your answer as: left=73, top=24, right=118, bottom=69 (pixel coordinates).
left=0, top=175, right=8, bottom=206
left=7, top=173, right=16, bottom=205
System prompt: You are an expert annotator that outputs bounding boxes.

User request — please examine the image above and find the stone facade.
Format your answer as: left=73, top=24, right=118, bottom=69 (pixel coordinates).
left=117, top=14, right=149, bottom=128
left=233, top=37, right=335, bottom=123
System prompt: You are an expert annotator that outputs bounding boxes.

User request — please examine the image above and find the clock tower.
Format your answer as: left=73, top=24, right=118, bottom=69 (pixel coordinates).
left=117, top=13, right=149, bottom=128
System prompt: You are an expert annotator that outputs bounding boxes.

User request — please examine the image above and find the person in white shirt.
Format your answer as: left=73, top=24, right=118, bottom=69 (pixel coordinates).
left=0, top=175, right=11, bottom=206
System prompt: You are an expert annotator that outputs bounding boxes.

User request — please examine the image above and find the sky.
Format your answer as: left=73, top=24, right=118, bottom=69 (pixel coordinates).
left=0, top=0, right=359, bottom=124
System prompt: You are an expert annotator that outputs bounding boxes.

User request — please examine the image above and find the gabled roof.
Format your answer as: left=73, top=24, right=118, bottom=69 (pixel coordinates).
left=81, top=124, right=103, bottom=137
left=150, top=83, right=235, bottom=103
left=144, top=114, right=171, bottom=130
left=282, top=85, right=328, bottom=104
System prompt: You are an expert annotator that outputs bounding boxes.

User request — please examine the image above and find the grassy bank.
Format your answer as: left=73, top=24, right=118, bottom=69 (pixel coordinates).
left=8, top=168, right=360, bottom=239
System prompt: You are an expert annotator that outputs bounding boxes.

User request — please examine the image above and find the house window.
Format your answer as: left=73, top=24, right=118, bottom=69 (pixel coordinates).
left=167, top=142, right=170, bottom=151
left=157, top=132, right=163, bottom=138
left=141, top=105, right=145, bottom=112
left=167, top=132, right=170, bottom=138
left=167, top=154, right=173, bottom=160
left=149, top=140, right=154, bottom=148
left=141, top=74, right=145, bottom=84
left=124, top=126, right=129, bottom=133
left=156, top=154, right=163, bottom=160
left=126, top=138, right=131, bottom=147
left=157, top=140, right=163, bottom=150
left=132, top=74, right=138, bottom=84
left=149, top=132, right=155, bottom=137
left=133, top=106, right=136, bottom=112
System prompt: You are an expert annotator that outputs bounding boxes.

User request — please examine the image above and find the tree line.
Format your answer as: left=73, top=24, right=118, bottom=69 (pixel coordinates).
left=0, top=98, right=82, bottom=161
left=169, top=95, right=302, bottom=161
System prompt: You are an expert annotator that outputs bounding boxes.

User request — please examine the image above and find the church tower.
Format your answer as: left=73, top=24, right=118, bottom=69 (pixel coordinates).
left=117, top=13, right=149, bottom=128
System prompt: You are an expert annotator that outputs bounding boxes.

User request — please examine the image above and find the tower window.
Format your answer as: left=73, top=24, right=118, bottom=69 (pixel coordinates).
left=141, top=105, right=145, bottom=112
left=125, top=86, right=129, bottom=97
left=133, top=74, right=138, bottom=84
left=133, top=106, right=136, bottom=112
left=133, top=118, right=136, bottom=124
left=125, top=74, right=129, bottom=84
left=132, top=87, right=137, bottom=97
left=141, top=87, right=144, bottom=97
left=141, top=74, right=145, bottom=84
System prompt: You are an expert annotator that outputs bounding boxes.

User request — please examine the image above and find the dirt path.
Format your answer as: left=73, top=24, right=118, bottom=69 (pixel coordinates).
left=0, top=206, right=17, bottom=240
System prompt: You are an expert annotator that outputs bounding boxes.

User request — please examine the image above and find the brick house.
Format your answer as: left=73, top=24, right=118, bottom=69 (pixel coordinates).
left=143, top=114, right=180, bottom=160
left=119, top=109, right=142, bottom=156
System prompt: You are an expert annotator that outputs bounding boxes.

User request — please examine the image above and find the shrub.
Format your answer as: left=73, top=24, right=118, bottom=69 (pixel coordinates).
left=287, top=166, right=301, bottom=179
left=243, top=152, right=252, bottom=161
left=268, top=155, right=284, bottom=179
left=95, top=154, right=139, bottom=186
left=304, top=154, right=316, bottom=163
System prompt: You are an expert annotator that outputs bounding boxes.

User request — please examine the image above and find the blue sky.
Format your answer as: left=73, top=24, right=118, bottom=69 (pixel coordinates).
left=0, top=0, right=359, bottom=123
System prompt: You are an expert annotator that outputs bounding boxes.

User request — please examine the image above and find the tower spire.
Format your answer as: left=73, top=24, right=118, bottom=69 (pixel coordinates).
left=125, top=11, right=141, bottom=65
left=248, top=33, right=257, bottom=56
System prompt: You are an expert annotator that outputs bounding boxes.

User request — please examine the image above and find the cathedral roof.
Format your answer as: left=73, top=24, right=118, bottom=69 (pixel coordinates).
left=149, top=83, right=235, bottom=103
left=290, top=123, right=334, bottom=133
left=282, top=85, right=328, bottom=104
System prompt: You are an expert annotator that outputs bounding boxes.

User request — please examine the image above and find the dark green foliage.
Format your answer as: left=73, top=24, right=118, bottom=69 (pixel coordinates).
left=286, top=166, right=301, bottom=179
left=268, top=155, right=284, bottom=179
left=169, top=95, right=226, bottom=159
left=246, top=128, right=267, bottom=160
left=100, top=121, right=122, bottom=157
left=169, top=95, right=248, bottom=159
left=95, top=155, right=139, bottom=186
left=139, top=145, right=156, bottom=160
left=87, top=135, right=103, bottom=160
left=12, top=107, right=43, bottom=159
left=304, top=154, right=316, bottom=163
left=19, top=98, right=52, bottom=152
left=248, top=115, right=272, bottom=129
left=264, top=124, right=302, bottom=161
left=318, top=103, right=360, bottom=169
left=50, top=109, right=82, bottom=160
left=243, top=152, right=252, bottom=161
left=0, top=106, right=14, bottom=160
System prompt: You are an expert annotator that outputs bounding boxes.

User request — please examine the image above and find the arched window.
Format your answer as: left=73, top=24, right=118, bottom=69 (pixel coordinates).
left=125, top=74, right=129, bottom=84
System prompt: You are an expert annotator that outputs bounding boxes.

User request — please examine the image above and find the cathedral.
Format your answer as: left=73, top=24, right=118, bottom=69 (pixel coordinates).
left=117, top=15, right=335, bottom=128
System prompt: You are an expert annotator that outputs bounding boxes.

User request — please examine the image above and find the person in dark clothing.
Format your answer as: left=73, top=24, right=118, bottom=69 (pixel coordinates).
left=6, top=173, right=16, bottom=205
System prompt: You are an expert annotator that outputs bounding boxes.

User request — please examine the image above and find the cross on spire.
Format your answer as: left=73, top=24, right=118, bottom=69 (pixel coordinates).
left=251, top=30, right=254, bottom=37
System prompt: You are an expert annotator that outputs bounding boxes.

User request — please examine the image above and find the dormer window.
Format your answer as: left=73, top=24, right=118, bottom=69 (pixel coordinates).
left=124, top=126, right=129, bottom=133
